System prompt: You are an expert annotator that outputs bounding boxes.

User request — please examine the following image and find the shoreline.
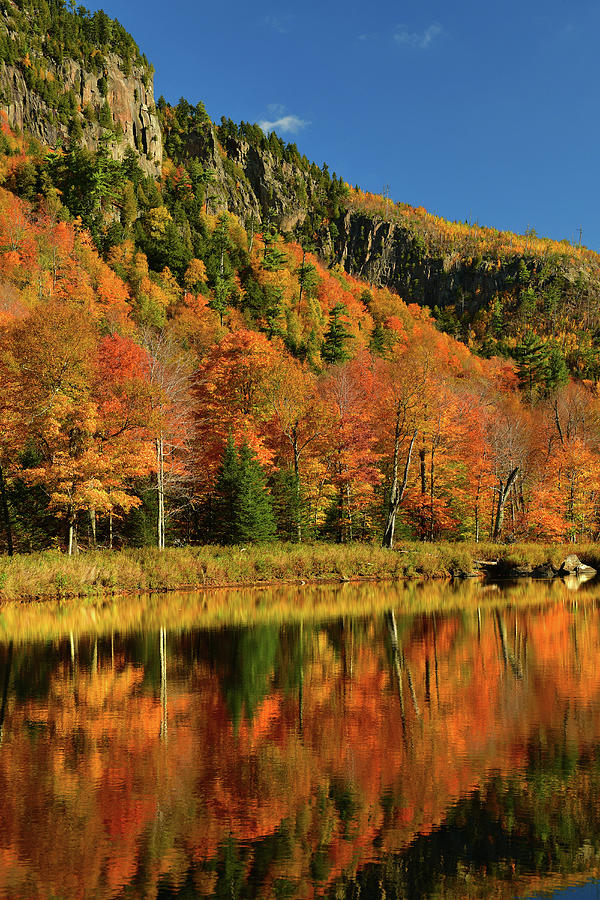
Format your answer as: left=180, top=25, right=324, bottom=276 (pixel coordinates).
left=0, top=541, right=598, bottom=603
left=0, top=576, right=597, bottom=646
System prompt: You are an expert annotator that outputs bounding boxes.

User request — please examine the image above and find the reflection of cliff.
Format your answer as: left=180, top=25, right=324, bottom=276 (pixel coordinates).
left=0, top=605, right=600, bottom=898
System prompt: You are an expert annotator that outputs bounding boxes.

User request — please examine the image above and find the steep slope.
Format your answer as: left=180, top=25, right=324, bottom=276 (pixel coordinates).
left=0, top=0, right=162, bottom=174
left=1, top=0, right=597, bottom=372
left=159, top=107, right=347, bottom=246
left=158, top=102, right=600, bottom=374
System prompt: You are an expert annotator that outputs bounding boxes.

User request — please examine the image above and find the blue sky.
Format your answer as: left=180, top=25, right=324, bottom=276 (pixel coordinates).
left=97, top=0, right=600, bottom=249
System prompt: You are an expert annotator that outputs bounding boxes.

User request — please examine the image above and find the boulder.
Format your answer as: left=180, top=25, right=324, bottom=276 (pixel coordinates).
left=558, top=555, right=597, bottom=577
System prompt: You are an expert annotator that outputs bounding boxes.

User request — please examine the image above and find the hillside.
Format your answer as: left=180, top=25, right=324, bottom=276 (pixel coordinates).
left=157, top=103, right=600, bottom=377
left=1, top=1, right=599, bottom=374
left=0, top=3, right=600, bottom=555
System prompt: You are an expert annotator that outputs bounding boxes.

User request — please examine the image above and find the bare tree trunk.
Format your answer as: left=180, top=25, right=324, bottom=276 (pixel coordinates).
left=109, top=510, right=113, bottom=550
left=0, top=464, right=13, bottom=556
left=382, top=429, right=418, bottom=549
left=68, top=511, right=75, bottom=556
left=156, top=435, right=165, bottom=550
left=89, top=508, right=97, bottom=549
left=429, top=445, right=436, bottom=542
left=493, top=468, right=519, bottom=541
left=419, top=448, right=427, bottom=495
left=346, top=485, right=353, bottom=542
left=292, top=429, right=302, bottom=543
left=419, top=447, right=427, bottom=539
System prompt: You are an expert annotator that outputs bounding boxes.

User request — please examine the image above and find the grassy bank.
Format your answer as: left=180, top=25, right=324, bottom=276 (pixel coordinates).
left=0, top=541, right=598, bottom=602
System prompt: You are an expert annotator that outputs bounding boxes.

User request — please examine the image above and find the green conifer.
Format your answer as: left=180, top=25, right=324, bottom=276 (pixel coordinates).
left=322, top=303, right=352, bottom=363
left=513, top=331, right=549, bottom=398
left=233, top=442, right=276, bottom=543
left=214, top=433, right=239, bottom=542
left=214, top=436, right=276, bottom=543
left=369, top=321, right=387, bottom=356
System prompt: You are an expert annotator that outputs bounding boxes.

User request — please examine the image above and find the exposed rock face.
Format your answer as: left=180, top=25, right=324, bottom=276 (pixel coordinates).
left=180, top=125, right=263, bottom=223
left=330, top=209, right=534, bottom=311
left=174, top=125, right=333, bottom=245
left=0, top=53, right=162, bottom=176
left=184, top=139, right=579, bottom=318
left=220, top=134, right=316, bottom=232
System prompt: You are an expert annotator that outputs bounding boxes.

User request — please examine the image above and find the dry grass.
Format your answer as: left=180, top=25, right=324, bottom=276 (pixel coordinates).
left=0, top=540, right=597, bottom=603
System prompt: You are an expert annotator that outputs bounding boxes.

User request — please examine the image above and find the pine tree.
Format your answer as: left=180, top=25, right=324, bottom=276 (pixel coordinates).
left=545, top=346, right=569, bottom=394
left=214, top=437, right=276, bottom=543
left=513, top=331, right=549, bottom=398
left=210, top=276, right=230, bottom=325
left=233, top=442, right=276, bottom=543
left=369, top=321, right=387, bottom=356
left=214, top=433, right=239, bottom=542
left=322, top=303, right=352, bottom=363
left=262, top=229, right=287, bottom=271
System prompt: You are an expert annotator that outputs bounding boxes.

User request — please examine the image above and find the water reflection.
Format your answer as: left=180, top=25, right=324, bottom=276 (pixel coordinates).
left=2, top=584, right=600, bottom=898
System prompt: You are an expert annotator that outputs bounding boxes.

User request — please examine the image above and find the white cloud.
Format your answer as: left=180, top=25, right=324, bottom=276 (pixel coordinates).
left=258, top=115, right=309, bottom=135
left=264, top=13, right=294, bottom=34
left=394, top=22, right=443, bottom=50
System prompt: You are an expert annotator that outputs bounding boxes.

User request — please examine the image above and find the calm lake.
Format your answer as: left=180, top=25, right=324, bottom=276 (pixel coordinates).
left=2, top=580, right=600, bottom=899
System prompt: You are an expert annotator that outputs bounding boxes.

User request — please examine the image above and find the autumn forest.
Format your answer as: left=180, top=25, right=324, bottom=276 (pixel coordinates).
left=2, top=0, right=600, bottom=560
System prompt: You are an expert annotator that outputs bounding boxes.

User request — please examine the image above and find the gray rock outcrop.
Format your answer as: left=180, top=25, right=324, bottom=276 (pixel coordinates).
left=0, top=46, right=162, bottom=176
left=558, top=554, right=597, bottom=577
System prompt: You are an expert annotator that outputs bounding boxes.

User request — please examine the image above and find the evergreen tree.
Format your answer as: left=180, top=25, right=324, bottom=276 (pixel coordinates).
left=545, top=346, right=569, bottom=394
left=491, top=296, right=504, bottom=337
left=296, top=259, right=319, bottom=302
left=369, top=321, right=387, bottom=356
left=322, top=303, right=352, bottom=363
left=214, top=433, right=239, bottom=542
left=270, top=469, right=307, bottom=541
left=519, top=286, right=537, bottom=323
left=262, top=229, right=287, bottom=271
left=513, top=331, right=549, bottom=398
left=212, top=212, right=231, bottom=276
left=98, top=99, right=113, bottom=130
left=234, top=442, right=276, bottom=543
left=214, top=437, right=276, bottom=543
left=210, top=276, right=231, bottom=325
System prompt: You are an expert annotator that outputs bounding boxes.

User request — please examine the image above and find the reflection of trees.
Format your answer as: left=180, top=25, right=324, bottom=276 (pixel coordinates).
left=1, top=603, right=600, bottom=898
left=0, top=640, right=12, bottom=743
left=211, top=626, right=280, bottom=730
left=327, top=755, right=600, bottom=900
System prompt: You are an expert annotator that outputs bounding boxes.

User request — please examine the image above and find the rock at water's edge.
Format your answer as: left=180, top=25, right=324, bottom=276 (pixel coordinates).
left=558, top=554, right=597, bottom=577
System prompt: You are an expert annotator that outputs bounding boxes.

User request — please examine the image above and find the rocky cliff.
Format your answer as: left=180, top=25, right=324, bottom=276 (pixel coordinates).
left=331, top=209, right=517, bottom=310
left=160, top=109, right=342, bottom=251
left=328, top=205, right=599, bottom=327
left=3, top=0, right=597, bottom=346
left=0, top=0, right=162, bottom=175
left=185, top=127, right=596, bottom=329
